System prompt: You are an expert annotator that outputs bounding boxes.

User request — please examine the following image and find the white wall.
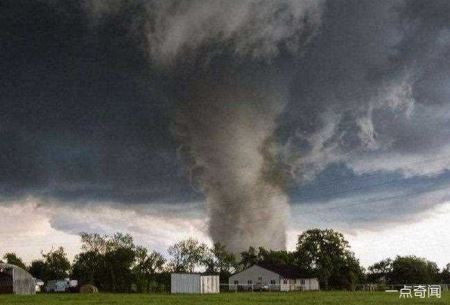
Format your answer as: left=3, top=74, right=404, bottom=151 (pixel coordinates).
left=229, top=265, right=281, bottom=287
left=294, top=278, right=320, bottom=291
left=171, top=274, right=201, bottom=294
left=200, top=275, right=220, bottom=294
left=228, top=266, right=319, bottom=292
left=307, top=278, right=320, bottom=290
left=171, top=274, right=220, bottom=294
left=280, top=278, right=296, bottom=291
left=280, top=278, right=320, bottom=291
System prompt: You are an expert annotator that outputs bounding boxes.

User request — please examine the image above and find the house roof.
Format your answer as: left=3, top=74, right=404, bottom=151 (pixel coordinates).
left=170, top=272, right=219, bottom=276
left=0, top=263, right=27, bottom=273
left=255, top=263, right=304, bottom=279
left=0, top=263, right=35, bottom=280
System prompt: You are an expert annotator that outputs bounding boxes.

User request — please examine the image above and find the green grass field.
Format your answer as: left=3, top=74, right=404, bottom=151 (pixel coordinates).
left=0, top=292, right=448, bottom=305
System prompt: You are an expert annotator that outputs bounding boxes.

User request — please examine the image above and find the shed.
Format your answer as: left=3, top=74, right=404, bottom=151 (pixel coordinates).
left=0, top=263, right=36, bottom=295
left=229, top=264, right=319, bottom=291
left=171, top=273, right=220, bottom=294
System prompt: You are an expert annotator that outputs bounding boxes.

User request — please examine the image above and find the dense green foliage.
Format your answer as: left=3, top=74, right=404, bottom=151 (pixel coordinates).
left=2, top=253, right=27, bottom=270
left=5, top=248, right=71, bottom=283
left=72, top=233, right=141, bottom=292
left=133, top=247, right=166, bottom=293
left=239, top=247, right=295, bottom=269
left=41, top=247, right=71, bottom=281
left=3, top=228, right=449, bottom=293
left=392, top=256, right=440, bottom=284
left=368, top=256, right=443, bottom=285
left=0, top=291, right=448, bottom=305
left=295, top=229, right=365, bottom=290
left=442, top=264, right=450, bottom=283
left=167, top=238, right=208, bottom=273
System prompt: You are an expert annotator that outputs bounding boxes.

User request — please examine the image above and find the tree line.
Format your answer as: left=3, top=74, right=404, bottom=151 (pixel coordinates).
left=368, top=256, right=450, bottom=286
left=1, top=229, right=449, bottom=292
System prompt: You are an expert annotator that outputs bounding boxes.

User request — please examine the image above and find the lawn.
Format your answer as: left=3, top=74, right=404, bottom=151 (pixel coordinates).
left=0, top=291, right=448, bottom=305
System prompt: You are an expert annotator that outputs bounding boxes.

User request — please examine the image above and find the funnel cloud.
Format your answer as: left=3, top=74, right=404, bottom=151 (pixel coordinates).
left=175, top=80, right=290, bottom=251
left=98, top=0, right=324, bottom=251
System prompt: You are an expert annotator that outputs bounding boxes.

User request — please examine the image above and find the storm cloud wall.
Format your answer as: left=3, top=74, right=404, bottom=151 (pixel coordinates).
left=4, top=0, right=450, bottom=255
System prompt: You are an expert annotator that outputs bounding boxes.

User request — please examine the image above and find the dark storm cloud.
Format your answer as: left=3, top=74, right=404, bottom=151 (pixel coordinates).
left=1, top=0, right=450, bottom=241
left=276, top=0, right=450, bottom=226
left=278, top=0, right=450, bottom=180
left=0, top=0, right=197, bottom=203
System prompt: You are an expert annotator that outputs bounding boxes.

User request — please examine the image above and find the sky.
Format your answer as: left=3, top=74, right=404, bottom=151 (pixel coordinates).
left=1, top=0, right=450, bottom=268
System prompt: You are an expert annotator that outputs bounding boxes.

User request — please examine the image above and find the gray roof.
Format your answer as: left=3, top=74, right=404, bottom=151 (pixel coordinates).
left=0, top=263, right=36, bottom=295
left=0, top=263, right=27, bottom=272
left=255, top=263, right=304, bottom=279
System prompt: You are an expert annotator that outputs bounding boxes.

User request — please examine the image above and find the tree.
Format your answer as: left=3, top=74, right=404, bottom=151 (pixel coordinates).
left=3, top=253, right=27, bottom=270
left=256, top=248, right=296, bottom=266
left=72, top=251, right=104, bottom=287
left=29, top=259, right=46, bottom=280
left=295, top=229, right=364, bottom=290
left=239, top=247, right=296, bottom=271
left=202, top=243, right=237, bottom=283
left=441, top=263, right=450, bottom=283
left=74, top=232, right=136, bottom=292
left=391, top=256, right=439, bottom=284
left=331, top=252, right=365, bottom=290
left=240, top=247, right=259, bottom=269
left=133, top=247, right=166, bottom=292
left=80, top=232, right=109, bottom=254
left=368, top=258, right=393, bottom=284
left=42, top=247, right=71, bottom=281
left=104, top=245, right=136, bottom=292
left=167, top=238, right=208, bottom=273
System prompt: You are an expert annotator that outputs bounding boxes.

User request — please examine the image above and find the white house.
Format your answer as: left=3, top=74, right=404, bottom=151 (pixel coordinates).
left=229, top=264, right=319, bottom=291
left=171, top=273, right=220, bottom=294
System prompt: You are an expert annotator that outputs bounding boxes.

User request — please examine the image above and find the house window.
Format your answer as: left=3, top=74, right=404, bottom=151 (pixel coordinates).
left=258, top=276, right=262, bottom=281
left=300, top=279, right=305, bottom=285
left=234, top=280, right=239, bottom=285
left=270, top=280, right=276, bottom=285
left=283, top=279, right=288, bottom=284
left=248, top=280, right=252, bottom=285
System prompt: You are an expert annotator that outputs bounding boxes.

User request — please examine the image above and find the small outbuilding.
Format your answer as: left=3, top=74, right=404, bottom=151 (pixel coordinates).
left=0, top=263, right=36, bottom=295
left=171, top=273, right=220, bottom=294
left=229, top=263, right=319, bottom=292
